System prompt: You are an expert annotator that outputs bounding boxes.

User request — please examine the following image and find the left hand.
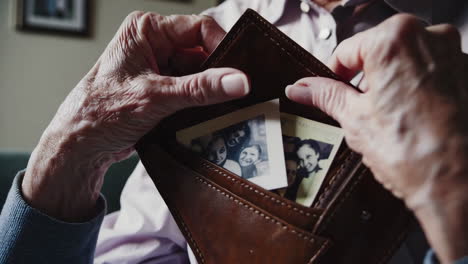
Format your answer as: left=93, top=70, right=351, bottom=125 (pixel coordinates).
left=22, top=13, right=249, bottom=222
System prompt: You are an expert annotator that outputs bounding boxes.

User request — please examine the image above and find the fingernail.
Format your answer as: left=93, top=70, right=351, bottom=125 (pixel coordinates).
left=285, top=85, right=311, bottom=102
left=221, top=74, right=250, bottom=97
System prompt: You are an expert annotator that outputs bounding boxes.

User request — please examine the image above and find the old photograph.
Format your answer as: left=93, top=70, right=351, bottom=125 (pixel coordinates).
left=189, top=115, right=269, bottom=180
left=177, top=100, right=287, bottom=190
left=278, top=113, right=344, bottom=206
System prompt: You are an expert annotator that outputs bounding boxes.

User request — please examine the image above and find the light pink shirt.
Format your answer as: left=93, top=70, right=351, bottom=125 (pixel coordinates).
left=95, top=0, right=437, bottom=263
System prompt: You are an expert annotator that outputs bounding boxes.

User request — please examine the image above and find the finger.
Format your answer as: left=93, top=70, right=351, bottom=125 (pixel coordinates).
left=155, top=14, right=224, bottom=53
left=426, top=24, right=461, bottom=50
left=285, top=77, right=360, bottom=124
left=358, top=75, right=370, bottom=93
left=149, top=68, right=250, bottom=111
left=426, top=24, right=461, bottom=42
left=328, top=14, right=426, bottom=84
left=327, top=31, right=367, bottom=82
left=170, top=47, right=209, bottom=75
left=126, top=12, right=225, bottom=56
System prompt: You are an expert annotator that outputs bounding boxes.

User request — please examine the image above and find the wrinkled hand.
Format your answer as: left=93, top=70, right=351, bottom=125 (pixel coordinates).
left=286, top=14, right=468, bottom=263
left=22, top=13, right=249, bottom=221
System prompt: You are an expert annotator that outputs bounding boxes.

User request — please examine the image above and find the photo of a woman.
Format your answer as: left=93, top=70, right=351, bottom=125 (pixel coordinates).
left=204, top=135, right=241, bottom=176
left=279, top=113, right=344, bottom=206
left=176, top=100, right=288, bottom=191
left=187, top=115, right=270, bottom=180
left=293, top=139, right=331, bottom=206
left=296, top=139, right=322, bottom=178
left=238, top=144, right=261, bottom=179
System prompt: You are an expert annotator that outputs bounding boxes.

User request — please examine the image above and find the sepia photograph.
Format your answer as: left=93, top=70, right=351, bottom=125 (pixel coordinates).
left=278, top=113, right=344, bottom=206
left=16, top=0, right=89, bottom=36
left=177, top=100, right=287, bottom=190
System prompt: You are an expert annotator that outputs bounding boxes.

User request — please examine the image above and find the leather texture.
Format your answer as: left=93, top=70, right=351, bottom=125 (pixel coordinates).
left=136, top=9, right=412, bottom=264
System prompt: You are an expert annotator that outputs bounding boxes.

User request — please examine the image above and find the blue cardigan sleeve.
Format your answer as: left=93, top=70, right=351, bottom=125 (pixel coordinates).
left=0, top=171, right=106, bottom=264
left=424, top=246, right=468, bottom=264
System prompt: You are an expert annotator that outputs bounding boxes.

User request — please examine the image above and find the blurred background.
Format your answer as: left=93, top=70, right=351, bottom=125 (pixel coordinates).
left=0, top=0, right=218, bottom=151
left=0, top=0, right=221, bottom=211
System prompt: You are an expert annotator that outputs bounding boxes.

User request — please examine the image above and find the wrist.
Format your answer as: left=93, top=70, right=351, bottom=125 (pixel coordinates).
left=22, top=127, right=112, bottom=222
left=410, top=181, right=468, bottom=263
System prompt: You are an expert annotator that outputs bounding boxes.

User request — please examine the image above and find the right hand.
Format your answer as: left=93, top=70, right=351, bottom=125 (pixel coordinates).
left=286, top=14, right=468, bottom=263
left=22, top=12, right=250, bottom=222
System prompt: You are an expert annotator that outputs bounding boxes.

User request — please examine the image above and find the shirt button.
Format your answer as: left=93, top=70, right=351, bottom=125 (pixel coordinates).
left=318, top=28, right=332, bottom=40
left=300, top=1, right=311, bottom=13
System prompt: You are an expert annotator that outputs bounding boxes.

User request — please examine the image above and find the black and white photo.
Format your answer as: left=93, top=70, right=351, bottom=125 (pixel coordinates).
left=279, top=113, right=344, bottom=206
left=189, top=116, right=269, bottom=180
left=177, top=100, right=287, bottom=190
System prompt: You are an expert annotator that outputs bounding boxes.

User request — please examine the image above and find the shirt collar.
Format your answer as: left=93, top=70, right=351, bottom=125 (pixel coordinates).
left=260, top=0, right=288, bottom=24
left=264, top=0, right=431, bottom=25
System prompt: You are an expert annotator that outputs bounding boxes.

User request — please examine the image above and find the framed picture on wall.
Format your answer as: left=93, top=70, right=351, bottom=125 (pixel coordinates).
left=16, top=0, right=90, bottom=36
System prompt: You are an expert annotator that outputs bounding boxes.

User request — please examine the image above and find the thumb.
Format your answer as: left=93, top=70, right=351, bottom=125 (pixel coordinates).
left=285, top=77, right=359, bottom=124
left=162, top=68, right=250, bottom=110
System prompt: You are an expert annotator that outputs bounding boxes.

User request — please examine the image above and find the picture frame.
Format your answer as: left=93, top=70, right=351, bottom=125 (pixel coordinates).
left=16, top=0, right=90, bottom=36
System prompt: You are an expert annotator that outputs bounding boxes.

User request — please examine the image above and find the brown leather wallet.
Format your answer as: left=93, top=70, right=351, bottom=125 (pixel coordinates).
left=136, top=9, right=412, bottom=264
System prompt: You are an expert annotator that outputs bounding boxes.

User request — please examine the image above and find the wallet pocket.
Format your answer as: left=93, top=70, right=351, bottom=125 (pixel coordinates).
left=170, top=144, right=326, bottom=231
left=139, top=143, right=331, bottom=263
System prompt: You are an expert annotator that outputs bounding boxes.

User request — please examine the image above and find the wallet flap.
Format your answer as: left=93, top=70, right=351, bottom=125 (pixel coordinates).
left=173, top=144, right=325, bottom=230
left=150, top=10, right=341, bottom=138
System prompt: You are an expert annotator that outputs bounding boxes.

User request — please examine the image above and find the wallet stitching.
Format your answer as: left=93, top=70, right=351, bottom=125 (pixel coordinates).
left=195, top=175, right=325, bottom=245
left=315, top=153, right=354, bottom=208
left=307, top=239, right=330, bottom=264
left=208, top=18, right=247, bottom=67
left=155, top=149, right=207, bottom=263
left=248, top=13, right=337, bottom=78
left=317, top=166, right=368, bottom=233
left=378, top=225, right=409, bottom=264
left=167, top=201, right=206, bottom=263
left=208, top=12, right=338, bottom=80
left=201, top=161, right=320, bottom=219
